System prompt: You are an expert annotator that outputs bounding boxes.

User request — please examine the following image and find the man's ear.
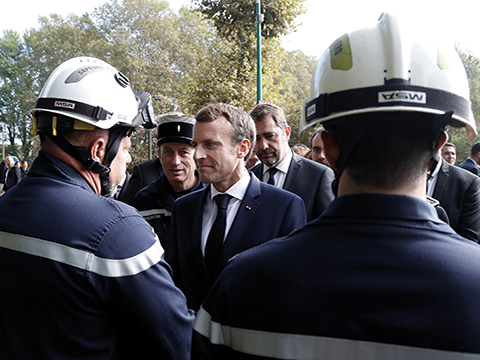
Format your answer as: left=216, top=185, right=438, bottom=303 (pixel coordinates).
left=284, top=126, right=291, bottom=142
left=321, top=131, right=339, bottom=169
left=238, top=139, right=251, bottom=159
left=90, top=136, right=107, bottom=163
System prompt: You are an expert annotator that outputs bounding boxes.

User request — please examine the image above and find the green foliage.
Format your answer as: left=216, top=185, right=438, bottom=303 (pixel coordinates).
left=192, top=0, right=306, bottom=107
left=194, top=0, right=306, bottom=41
left=0, top=30, right=37, bottom=163
left=452, top=46, right=480, bottom=164
left=5, top=0, right=480, bottom=171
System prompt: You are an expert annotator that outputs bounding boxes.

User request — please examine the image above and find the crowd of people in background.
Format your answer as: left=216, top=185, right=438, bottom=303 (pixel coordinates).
left=3, top=11, right=480, bottom=360
left=0, top=155, right=28, bottom=195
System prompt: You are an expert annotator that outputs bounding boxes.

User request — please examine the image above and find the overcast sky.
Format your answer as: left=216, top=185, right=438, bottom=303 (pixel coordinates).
left=1, top=0, right=480, bottom=59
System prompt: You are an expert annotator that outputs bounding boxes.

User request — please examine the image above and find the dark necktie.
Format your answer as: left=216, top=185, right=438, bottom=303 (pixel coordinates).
left=267, top=167, right=278, bottom=186
left=205, top=194, right=231, bottom=275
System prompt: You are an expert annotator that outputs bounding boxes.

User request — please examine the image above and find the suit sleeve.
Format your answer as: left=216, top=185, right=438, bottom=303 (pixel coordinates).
left=165, top=202, right=186, bottom=294
left=314, top=166, right=335, bottom=218
left=120, top=165, right=143, bottom=205
left=456, top=176, right=480, bottom=242
left=279, top=195, right=307, bottom=236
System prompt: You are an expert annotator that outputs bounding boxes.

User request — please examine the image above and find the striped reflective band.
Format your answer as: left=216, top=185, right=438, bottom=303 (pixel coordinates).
left=139, top=209, right=172, bottom=218
left=194, top=307, right=479, bottom=360
left=0, top=231, right=164, bottom=277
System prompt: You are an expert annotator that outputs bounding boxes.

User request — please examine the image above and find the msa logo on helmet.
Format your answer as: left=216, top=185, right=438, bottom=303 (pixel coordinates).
left=378, top=91, right=427, bottom=104
left=54, top=101, right=75, bottom=110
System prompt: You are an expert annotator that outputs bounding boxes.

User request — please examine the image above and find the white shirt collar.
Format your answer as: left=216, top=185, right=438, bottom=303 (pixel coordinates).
left=262, top=148, right=292, bottom=175
left=209, top=169, right=250, bottom=202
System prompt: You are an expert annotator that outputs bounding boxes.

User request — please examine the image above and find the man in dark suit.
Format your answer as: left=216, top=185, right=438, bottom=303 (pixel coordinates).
left=428, top=158, right=480, bottom=242
left=249, top=102, right=335, bottom=221
left=168, top=103, right=307, bottom=311
left=458, top=142, right=480, bottom=176
left=0, top=159, right=8, bottom=194
left=4, top=155, right=22, bottom=192
left=20, top=161, right=28, bottom=178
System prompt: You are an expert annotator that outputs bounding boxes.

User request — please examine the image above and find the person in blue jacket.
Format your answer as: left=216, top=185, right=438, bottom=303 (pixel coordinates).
left=168, top=103, right=307, bottom=312
left=0, top=57, right=194, bottom=359
left=458, top=142, right=480, bottom=175
left=133, top=113, right=206, bottom=247
left=192, top=13, right=480, bottom=359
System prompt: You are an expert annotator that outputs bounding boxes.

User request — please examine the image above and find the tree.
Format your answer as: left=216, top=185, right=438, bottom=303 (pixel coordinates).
left=0, top=30, right=37, bottom=161
left=193, top=0, right=306, bottom=105
left=261, top=44, right=317, bottom=146
left=448, top=46, right=480, bottom=164
left=0, top=0, right=314, bottom=165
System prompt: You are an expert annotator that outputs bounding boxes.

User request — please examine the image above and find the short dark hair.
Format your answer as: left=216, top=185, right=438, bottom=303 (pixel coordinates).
left=471, top=142, right=480, bottom=156
left=310, top=127, right=326, bottom=147
left=324, top=112, right=440, bottom=190
left=249, top=102, right=288, bottom=130
left=196, top=103, right=256, bottom=162
left=443, top=142, right=455, bottom=149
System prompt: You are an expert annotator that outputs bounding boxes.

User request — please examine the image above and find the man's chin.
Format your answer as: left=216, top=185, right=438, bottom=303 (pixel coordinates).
left=260, top=157, right=277, bottom=167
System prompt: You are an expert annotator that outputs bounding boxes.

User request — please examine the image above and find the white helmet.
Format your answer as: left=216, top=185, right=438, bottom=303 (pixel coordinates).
left=30, top=57, right=157, bottom=196
left=301, top=12, right=477, bottom=141
left=31, top=56, right=155, bottom=131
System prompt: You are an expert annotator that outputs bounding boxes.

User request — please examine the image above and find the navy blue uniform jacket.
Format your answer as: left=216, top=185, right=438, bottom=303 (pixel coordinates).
left=167, top=173, right=306, bottom=311
left=0, top=152, right=193, bottom=359
left=133, top=172, right=206, bottom=248
left=193, top=194, right=480, bottom=359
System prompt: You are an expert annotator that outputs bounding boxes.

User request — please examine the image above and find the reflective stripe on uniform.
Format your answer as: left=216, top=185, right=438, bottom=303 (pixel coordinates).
left=194, top=307, right=480, bottom=360
left=139, top=209, right=172, bottom=218
left=0, top=231, right=164, bottom=277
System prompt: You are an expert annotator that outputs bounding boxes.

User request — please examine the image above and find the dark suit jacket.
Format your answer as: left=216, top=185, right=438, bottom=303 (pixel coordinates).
left=4, top=166, right=22, bottom=191
left=0, top=161, right=7, bottom=188
left=114, top=172, right=131, bottom=200
left=251, top=151, right=335, bottom=222
left=433, top=159, right=480, bottom=242
left=117, top=157, right=164, bottom=205
left=167, top=173, right=307, bottom=311
left=458, top=158, right=479, bottom=176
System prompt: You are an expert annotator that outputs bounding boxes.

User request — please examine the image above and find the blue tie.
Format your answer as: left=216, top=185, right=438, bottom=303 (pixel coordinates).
left=205, top=194, right=231, bottom=275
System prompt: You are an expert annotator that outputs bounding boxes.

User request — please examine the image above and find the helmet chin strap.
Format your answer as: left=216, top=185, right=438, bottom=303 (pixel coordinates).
left=47, top=125, right=130, bottom=196
left=100, top=126, right=130, bottom=197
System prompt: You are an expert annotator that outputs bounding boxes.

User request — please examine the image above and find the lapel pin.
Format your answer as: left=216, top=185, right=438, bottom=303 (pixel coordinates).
left=246, top=206, right=252, bottom=210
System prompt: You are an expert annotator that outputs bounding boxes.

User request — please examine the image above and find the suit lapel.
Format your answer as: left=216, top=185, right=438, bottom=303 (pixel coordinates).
left=251, top=163, right=263, bottom=181
left=189, top=187, right=211, bottom=283
left=220, top=175, right=260, bottom=267
left=283, top=151, right=301, bottom=191
left=432, top=160, right=449, bottom=199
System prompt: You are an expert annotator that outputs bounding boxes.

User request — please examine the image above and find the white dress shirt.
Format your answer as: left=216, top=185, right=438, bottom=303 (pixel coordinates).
left=201, top=170, right=251, bottom=255
left=426, top=159, right=443, bottom=197
left=261, top=149, right=292, bottom=189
